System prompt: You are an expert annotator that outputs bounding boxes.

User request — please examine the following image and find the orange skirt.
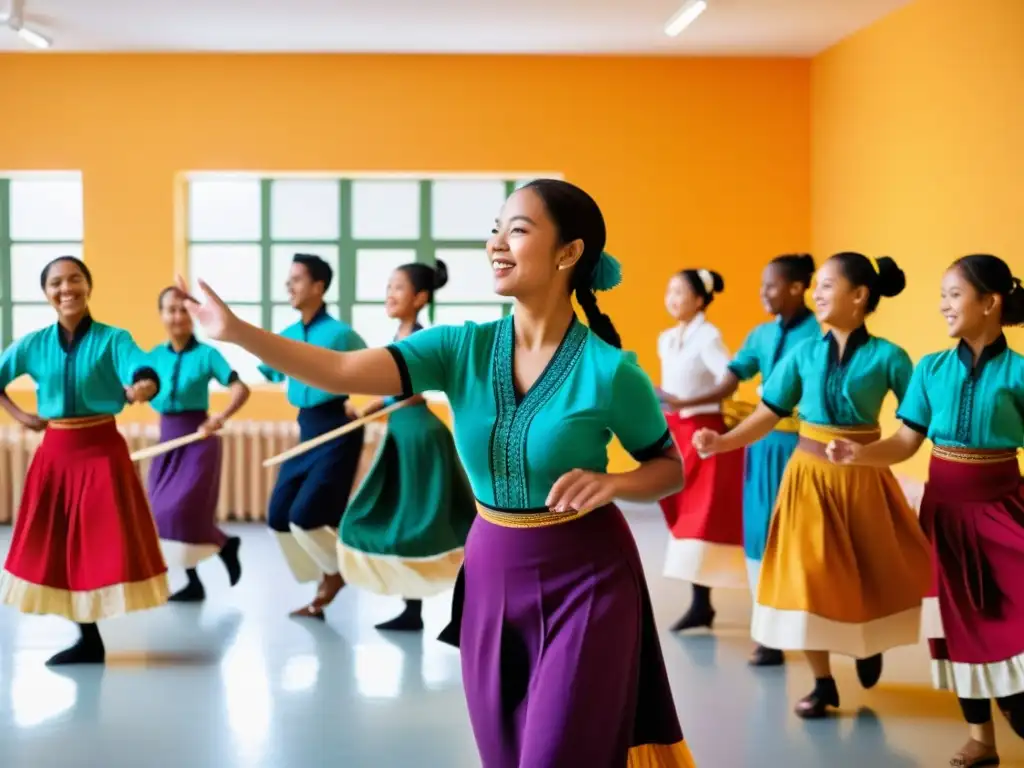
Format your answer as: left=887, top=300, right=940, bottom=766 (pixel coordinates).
left=752, top=423, right=931, bottom=658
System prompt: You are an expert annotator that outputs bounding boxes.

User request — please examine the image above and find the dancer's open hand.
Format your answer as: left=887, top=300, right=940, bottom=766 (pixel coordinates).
left=125, top=380, right=158, bottom=403
left=177, top=275, right=240, bottom=342
left=691, top=428, right=721, bottom=456
left=825, top=438, right=860, bottom=465
left=545, top=470, right=619, bottom=514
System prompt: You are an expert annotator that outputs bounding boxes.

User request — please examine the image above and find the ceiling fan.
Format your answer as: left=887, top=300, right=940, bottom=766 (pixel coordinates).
left=1, top=0, right=51, bottom=49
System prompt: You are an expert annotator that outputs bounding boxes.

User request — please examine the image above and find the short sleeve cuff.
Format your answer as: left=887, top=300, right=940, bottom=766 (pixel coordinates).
left=226, top=371, right=240, bottom=385
left=762, top=398, right=793, bottom=418
left=385, top=345, right=413, bottom=399
left=628, top=428, right=673, bottom=463
left=132, top=366, right=161, bottom=396
left=726, top=362, right=751, bottom=382
left=899, top=416, right=929, bottom=436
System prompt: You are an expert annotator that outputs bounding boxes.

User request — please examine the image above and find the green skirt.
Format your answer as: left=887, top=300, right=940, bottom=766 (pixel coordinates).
left=338, top=402, right=476, bottom=597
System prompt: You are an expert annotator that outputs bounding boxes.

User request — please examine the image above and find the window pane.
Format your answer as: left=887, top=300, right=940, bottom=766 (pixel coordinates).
left=271, top=303, right=298, bottom=334
left=351, top=181, right=419, bottom=240
left=10, top=244, right=84, bottom=302
left=270, top=179, right=340, bottom=240
left=431, top=180, right=506, bottom=240
left=9, top=178, right=84, bottom=241
left=12, top=303, right=56, bottom=339
left=189, top=245, right=262, bottom=302
left=188, top=179, right=261, bottom=241
left=270, top=245, right=339, bottom=303
left=433, top=248, right=495, bottom=302
left=196, top=304, right=264, bottom=384
left=432, top=304, right=506, bottom=327
left=356, top=248, right=416, bottom=301
left=351, top=303, right=397, bottom=350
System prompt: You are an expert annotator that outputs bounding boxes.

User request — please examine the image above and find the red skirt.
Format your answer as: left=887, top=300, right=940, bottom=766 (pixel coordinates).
left=0, top=416, right=169, bottom=622
left=659, top=412, right=746, bottom=588
left=920, top=447, right=1024, bottom=699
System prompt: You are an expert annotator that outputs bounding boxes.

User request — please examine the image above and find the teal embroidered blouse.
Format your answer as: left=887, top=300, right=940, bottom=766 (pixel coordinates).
left=147, top=335, right=239, bottom=414
left=761, top=326, right=913, bottom=426
left=0, top=316, right=160, bottom=419
left=258, top=304, right=367, bottom=408
left=728, top=307, right=820, bottom=385
left=898, top=335, right=1023, bottom=449
left=386, top=315, right=673, bottom=509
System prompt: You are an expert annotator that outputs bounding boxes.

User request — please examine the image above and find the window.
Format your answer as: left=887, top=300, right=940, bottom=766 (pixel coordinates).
left=0, top=173, right=85, bottom=349
left=186, top=175, right=534, bottom=383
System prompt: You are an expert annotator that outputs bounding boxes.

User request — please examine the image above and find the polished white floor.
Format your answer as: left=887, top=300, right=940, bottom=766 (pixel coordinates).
left=1, top=506, right=1022, bottom=768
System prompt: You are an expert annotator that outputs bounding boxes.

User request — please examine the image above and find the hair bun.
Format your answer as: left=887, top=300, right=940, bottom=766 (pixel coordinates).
left=710, top=271, right=725, bottom=293
left=874, top=256, right=906, bottom=298
left=433, top=259, right=449, bottom=290
left=796, top=254, right=816, bottom=275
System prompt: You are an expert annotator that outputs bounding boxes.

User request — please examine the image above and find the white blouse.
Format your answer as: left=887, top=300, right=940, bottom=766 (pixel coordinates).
left=658, top=313, right=732, bottom=418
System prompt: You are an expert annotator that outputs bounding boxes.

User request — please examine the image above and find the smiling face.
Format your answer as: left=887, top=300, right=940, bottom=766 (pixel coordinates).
left=811, top=258, right=867, bottom=328
left=486, top=187, right=579, bottom=299
left=286, top=261, right=323, bottom=310
left=43, top=259, right=91, bottom=321
left=664, top=275, right=703, bottom=323
left=159, top=289, right=193, bottom=339
left=940, top=265, right=997, bottom=338
left=385, top=268, right=426, bottom=320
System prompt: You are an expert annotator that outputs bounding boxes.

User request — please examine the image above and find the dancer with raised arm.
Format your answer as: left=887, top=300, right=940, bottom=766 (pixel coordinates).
left=827, top=254, right=1024, bottom=768
left=656, top=268, right=746, bottom=633
left=339, top=260, right=476, bottom=632
left=258, top=254, right=367, bottom=619
left=675, top=253, right=819, bottom=666
left=180, top=179, right=696, bottom=767
left=147, top=286, right=250, bottom=602
left=692, top=252, right=931, bottom=719
left=0, top=256, right=168, bottom=665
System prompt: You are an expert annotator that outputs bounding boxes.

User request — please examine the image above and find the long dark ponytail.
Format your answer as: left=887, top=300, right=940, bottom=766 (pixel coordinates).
left=522, top=179, right=622, bottom=348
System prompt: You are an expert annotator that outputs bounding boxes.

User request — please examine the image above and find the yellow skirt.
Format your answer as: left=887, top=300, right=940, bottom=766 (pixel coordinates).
left=752, top=423, right=931, bottom=658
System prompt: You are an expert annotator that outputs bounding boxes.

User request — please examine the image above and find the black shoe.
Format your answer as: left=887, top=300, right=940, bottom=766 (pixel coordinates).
left=794, top=677, right=839, bottom=719
left=375, top=600, right=424, bottom=632
left=669, top=606, right=715, bottom=632
left=856, top=653, right=883, bottom=689
left=169, top=570, right=206, bottom=603
left=47, top=624, right=105, bottom=667
left=748, top=645, right=785, bottom=667
left=219, top=537, right=242, bottom=587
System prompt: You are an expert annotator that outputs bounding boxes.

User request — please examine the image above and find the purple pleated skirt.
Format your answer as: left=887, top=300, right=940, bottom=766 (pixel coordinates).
left=148, top=411, right=227, bottom=568
left=444, top=504, right=693, bottom=768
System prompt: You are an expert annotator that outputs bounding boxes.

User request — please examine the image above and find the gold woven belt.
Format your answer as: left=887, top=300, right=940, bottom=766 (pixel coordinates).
left=931, top=446, right=1019, bottom=465
left=48, top=415, right=115, bottom=430
left=475, top=501, right=593, bottom=529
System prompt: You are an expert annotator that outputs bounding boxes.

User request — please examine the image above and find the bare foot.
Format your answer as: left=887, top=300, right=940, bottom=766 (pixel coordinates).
left=950, top=739, right=999, bottom=767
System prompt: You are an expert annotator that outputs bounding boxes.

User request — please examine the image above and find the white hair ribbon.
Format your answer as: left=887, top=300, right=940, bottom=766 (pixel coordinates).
left=697, top=269, right=714, bottom=295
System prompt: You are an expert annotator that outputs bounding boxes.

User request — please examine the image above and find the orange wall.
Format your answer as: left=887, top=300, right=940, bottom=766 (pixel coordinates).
left=811, top=0, right=1024, bottom=478
left=0, top=54, right=810, bottom=468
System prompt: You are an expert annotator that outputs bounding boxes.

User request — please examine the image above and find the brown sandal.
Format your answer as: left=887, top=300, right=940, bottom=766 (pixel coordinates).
left=949, top=739, right=1000, bottom=767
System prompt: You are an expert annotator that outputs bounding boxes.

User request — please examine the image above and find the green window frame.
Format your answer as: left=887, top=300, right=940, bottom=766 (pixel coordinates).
left=186, top=177, right=517, bottom=334
left=0, top=178, right=84, bottom=350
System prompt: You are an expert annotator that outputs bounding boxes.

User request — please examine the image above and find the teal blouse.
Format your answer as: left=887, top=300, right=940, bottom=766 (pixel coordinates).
left=0, top=316, right=159, bottom=420
left=147, top=336, right=238, bottom=414
left=387, top=315, right=673, bottom=509
left=258, top=304, right=367, bottom=408
left=728, top=307, right=820, bottom=385
left=898, top=335, right=1023, bottom=449
left=762, top=326, right=913, bottom=426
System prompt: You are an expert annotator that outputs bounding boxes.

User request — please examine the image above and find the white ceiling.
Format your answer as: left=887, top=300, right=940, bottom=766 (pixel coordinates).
left=0, top=0, right=913, bottom=56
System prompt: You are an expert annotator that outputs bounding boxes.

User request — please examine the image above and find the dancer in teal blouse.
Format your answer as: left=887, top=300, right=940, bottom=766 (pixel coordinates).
left=827, top=254, right=1024, bottom=767
left=0, top=256, right=169, bottom=666
left=260, top=254, right=369, bottom=620
left=146, top=286, right=250, bottom=603
left=179, top=180, right=697, bottom=767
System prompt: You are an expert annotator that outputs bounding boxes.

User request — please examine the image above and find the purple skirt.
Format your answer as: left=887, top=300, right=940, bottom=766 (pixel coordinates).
left=448, top=504, right=690, bottom=768
left=148, top=411, right=226, bottom=568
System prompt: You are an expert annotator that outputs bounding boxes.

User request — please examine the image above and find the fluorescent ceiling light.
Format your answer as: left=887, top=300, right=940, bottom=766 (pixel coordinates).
left=664, top=0, right=708, bottom=37
left=17, top=26, right=51, bottom=49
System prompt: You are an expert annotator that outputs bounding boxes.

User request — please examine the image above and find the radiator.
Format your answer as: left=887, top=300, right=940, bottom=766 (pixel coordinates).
left=0, top=421, right=384, bottom=525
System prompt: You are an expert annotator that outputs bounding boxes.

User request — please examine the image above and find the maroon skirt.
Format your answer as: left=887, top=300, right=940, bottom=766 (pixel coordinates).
left=0, top=416, right=169, bottom=622
left=920, top=446, right=1024, bottom=699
